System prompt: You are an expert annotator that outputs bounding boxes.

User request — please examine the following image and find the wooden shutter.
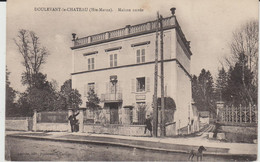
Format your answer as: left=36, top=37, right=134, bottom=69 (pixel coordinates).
left=146, top=77, right=150, bottom=92
left=131, top=79, right=135, bottom=93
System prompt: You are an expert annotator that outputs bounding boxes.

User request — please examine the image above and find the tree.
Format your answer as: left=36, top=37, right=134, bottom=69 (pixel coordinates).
left=14, top=29, right=49, bottom=88
left=17, top=72, right=57, bottom=114
left=228, top=20, right=258, bottom=78
left=223, top=56, right=256, bottom=106
left=57, top=79, right=82, bottom=110
left=192, top=69, right=216, bottom=114
left=157, top=97, right=176, bottom=123
left=6, top=67, right=17, bottom=117
left=86, top=88, right=101, bottom=122
left=215, top=67, right=228, bottom=101
left=224, top=20, right=258, bottom=105
left=86, top=88, right=101, bottom=111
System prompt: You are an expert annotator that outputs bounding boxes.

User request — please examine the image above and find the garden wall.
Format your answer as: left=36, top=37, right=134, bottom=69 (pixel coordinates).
left=6, top=117, right=33, bottom=131
left=36, top=123, right=68, bottom=132
left=220, top=125, right=257, bottom=143
left=84, top=123, right=176, bottom=136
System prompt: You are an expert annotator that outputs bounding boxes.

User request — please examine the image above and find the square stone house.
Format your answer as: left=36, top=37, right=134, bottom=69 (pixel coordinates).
left=71, top=9, right=193, bottom=134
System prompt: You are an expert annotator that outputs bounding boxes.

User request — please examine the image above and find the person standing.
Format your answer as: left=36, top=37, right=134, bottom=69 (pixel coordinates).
left=144, top=115, right=152, bottom=136
left=68, top=111, right=79, bottom=132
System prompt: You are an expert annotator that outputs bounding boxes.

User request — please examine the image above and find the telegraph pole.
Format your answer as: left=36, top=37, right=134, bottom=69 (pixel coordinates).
left=160, top=15, right=165, bottom=137
left=153, top=12, right=160, bottom=137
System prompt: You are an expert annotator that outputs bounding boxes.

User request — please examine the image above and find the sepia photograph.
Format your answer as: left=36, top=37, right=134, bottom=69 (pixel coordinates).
left=5, top=0, right=258, bottom=161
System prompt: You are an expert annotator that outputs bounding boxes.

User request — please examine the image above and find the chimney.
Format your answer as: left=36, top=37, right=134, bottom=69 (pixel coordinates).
left=72, top=33, right=76, bottom=41
left=170, top=7, right=176, bottom=16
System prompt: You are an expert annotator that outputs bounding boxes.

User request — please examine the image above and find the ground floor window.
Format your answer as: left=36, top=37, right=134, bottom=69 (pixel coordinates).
left=133, top=102, right=146, bottom=125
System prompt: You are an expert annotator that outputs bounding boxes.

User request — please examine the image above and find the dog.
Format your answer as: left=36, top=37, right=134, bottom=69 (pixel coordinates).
left=188, top=145, right=206, bottom=161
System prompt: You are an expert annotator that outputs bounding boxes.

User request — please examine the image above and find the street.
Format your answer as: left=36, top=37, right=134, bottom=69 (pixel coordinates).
left=6, top=136, right=255, bottom=161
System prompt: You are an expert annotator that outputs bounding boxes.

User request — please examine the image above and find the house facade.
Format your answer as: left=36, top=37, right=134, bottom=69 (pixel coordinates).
left=71, top=9, right=193, bottom=135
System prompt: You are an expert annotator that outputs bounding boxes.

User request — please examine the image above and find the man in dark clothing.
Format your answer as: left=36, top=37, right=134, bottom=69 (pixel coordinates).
left=144, top=115, right=152, bottom=136
left=68, top=111, right=79, bottom=132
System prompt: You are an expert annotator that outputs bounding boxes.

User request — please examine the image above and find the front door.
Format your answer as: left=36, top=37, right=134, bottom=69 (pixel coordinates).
left=109, top=103, right=119, bottom=124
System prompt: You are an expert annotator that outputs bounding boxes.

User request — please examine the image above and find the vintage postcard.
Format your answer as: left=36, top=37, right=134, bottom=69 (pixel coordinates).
left=5, top=0, right=258, bottom=161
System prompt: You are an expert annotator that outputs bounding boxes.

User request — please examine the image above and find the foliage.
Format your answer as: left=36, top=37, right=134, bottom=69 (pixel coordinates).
left=14, top=29, right=49, bottom=88
left=192, top=69, right=216, bottom=113
left=223, top=56, right=256, bottom=106
left=59, top=79, right=82, bottom=110
left=6, top=68, right=18, bottom=117
left=17, top=72, right=57, bottom=115
left=222, top=20, right=258, bottom=105
left=86, top=88, right=101, bottom=110
left=157, top=97, right=176, bottom=110
left=17, top=92, right=32, bottom=116
left=215, top=67, right=228, bottom=101
left=227, top=20, right=258, bottom=84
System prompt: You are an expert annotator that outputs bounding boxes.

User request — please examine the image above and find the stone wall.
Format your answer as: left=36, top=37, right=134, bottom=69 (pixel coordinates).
left=84, top=124, right=149, bottom=136
left=219, top=125, right=257, bottom=143
left=84, top=123, right=176, bottom=136
left=36, top=123, right=68, bottom=132
left=220, top=125, right=257, bottom=135
left=6, top=117, right=32, bottom=131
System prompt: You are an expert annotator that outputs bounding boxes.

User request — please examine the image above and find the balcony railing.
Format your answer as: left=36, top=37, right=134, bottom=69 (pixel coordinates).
left=72, top=16, right=176, bottom=48
left=101, top=93, right=123, bottom=102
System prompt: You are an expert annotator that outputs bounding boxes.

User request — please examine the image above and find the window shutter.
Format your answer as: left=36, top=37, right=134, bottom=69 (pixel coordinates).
left=136, top=78, right=138, bottom=92
left=146, top=77, right=150, bottom=92
left=142, top=49, right=145, bottom=62
left=84, top=84, right=88, bottom=97
left=136, top=50, right=140, bottom=63
left=131, top=79, right=135, bottom=93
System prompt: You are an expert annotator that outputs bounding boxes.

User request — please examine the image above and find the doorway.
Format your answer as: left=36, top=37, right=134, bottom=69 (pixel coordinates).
left=107, top=103, right=119, bottom=124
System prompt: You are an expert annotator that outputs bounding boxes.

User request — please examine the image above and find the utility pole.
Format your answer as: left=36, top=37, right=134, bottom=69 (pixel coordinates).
left=160, top=15, right=165, bottom=137
left=153, top=12, right=160, bottom=137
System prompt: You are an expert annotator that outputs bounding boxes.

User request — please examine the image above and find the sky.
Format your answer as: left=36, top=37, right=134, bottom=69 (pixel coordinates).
left=6, top=0, right=258, bottom=93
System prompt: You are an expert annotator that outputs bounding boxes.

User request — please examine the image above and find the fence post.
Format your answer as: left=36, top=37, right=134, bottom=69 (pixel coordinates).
left=228, top=107, right=231, bottom=122
left=249, top=103, right=252, bottom=123
left=222, top=109, right=224, bottom=122
left=244, top=106, right=247, bottom=123
left=240, top=104, right=242, bottom=123
left=79, top=108, right=85, bottom=133
left=235, top=107, right=238, bottom=123
left=32, top=109, right=37, bottom=132
left=231, top=105, right=234, bottom=123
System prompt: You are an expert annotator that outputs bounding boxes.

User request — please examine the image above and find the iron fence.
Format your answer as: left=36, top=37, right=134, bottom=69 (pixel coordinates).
left=219, top=104, right=257, bottom=124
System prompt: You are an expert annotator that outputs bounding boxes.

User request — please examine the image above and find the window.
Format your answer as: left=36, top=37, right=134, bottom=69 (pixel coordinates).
left=88, top=83, right=95, bottom=92
left=136, top=77, right=145, bottom=92
left=110, top=54, right=117, bottom=67
left=88, top=58, right=94, bottom=70
left=135, top=102, right=146, bottom=125
left=136, top=49, right=145, bottom=63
